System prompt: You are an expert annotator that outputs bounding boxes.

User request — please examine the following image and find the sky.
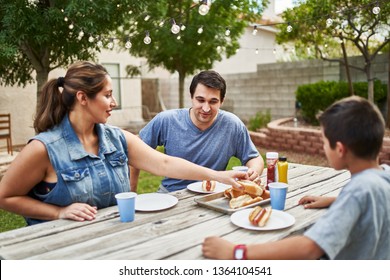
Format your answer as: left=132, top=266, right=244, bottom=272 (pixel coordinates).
left=275, top=0, right=295, bottom=14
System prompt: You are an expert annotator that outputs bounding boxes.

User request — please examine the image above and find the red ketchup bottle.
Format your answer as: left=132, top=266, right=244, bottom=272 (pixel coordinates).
left=266, top=152, right=279, bottom=190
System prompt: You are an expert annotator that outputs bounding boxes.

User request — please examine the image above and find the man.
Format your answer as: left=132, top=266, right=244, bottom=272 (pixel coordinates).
left=130, top=70, right=264, bottom=193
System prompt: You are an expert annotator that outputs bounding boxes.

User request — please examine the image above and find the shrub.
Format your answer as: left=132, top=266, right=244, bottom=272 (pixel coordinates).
left=296, top=80, right=387, bottom=125
left=248, top=110, right=271, bottom=131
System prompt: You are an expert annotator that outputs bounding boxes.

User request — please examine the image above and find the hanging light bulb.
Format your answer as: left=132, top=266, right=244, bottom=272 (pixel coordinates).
left=144, top=15, right=150, bottom=21
left=125, top=39, right=132, bottom=49
left=68, top=23, right=74, bottom=30
left=177, top=35, right=181, bottom=40
left=64, top=16, right=68, bottom=22
left=286, top=23, right=293, bottom=33
left=197, top=41, right=202, bottom=46
left=107, top=39, right=114, bottom=49
left=180, top=24, right=186, bottom=31
left=326, top=18, right=333, bottom=27
left=372, top=3, right=380, bottom=15
left=78, top=30, right=84, bottom=39
left=273, top=48, right=276, bottom=54
left=198, top=0, right=210, bottom=16
left=159, top=20, right=165, bottom=27
left=144, top=31, right=151, bottom=44
left=170, top=19, right=180, bottom=34
left=97, top=39, right=103, bottom=48
left=252, top=25, right=258, bottom=36
left=255, top=48, right=259, bottom=55
left=225, top=28, right=231, bottom=36
left=197, top=26, right=203, bottom=34
left=88, top=35, right=95, bottom=43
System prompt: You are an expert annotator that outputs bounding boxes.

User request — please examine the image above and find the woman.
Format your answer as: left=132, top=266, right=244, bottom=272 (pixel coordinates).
left=0, top=61, right=247, bottom=225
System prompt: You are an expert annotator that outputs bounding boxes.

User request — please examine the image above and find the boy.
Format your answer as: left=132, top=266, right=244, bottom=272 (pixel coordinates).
left=202, top=96, right=390, bottom=259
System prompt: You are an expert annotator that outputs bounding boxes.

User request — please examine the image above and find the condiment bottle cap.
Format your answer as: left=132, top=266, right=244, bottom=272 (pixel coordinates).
left=279, top=156, right=287, bottom=161
left=266, top=152, right=279, bottom=159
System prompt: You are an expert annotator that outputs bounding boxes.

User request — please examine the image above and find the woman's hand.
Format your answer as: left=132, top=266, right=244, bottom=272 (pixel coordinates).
left=298, top=195, right=336, bottom=209
left=58, top=203, right=98, bottom=221
left=216, top=170, right=249, bottom=190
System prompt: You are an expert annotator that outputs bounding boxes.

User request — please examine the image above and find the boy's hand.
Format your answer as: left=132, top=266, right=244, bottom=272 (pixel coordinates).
left=298, top=195, right=336, bottom=209
left=202, top=236, right=235, bottom=259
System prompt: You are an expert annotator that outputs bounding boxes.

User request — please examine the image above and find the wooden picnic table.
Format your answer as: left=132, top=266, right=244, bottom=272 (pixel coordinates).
left=0, top=163, right=350, bottom=260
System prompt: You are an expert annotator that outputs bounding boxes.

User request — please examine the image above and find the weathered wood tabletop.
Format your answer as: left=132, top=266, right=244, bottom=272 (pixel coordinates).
left=0, top=163, right=350, bottom=260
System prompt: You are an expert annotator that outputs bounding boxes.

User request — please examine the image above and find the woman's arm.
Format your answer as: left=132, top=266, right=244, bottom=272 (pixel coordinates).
left=0, top=140, right=96, bottom=222
left=124, top=130, right=247, bottom=188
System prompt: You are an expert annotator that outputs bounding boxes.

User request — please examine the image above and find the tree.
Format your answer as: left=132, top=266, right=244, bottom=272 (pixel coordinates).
left=0, top=0, right=144, bottom=102
left=116, top=0, right=268, bottom=108
left=276, top=0, right=390, bottom=103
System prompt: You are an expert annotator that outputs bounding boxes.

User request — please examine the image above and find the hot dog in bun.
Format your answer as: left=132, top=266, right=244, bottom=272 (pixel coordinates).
left=236, top=180, right=264, bottom=197
left=248, top=206, right=272, bottom=227
left=202, top=180, right=216, bottom=192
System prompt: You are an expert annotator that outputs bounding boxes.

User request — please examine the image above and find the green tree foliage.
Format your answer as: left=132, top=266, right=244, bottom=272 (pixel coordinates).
left=0, top=0, right=145, bottom=101
left=115, top=0, right=269, bottom=108
left=276, top=0, right=390, bottom=103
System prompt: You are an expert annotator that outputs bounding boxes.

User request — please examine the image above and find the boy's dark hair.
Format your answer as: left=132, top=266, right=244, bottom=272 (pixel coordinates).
left=189, top=70, right=226, bottom=102
left=318, top=96, right=385, bottom=160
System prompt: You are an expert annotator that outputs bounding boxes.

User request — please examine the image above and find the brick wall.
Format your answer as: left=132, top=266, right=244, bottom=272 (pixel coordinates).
left=250, top=117, right=390, bottom=165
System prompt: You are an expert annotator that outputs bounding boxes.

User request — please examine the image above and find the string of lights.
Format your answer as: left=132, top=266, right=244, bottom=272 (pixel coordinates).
left=59, top=0, right=385, bottom=54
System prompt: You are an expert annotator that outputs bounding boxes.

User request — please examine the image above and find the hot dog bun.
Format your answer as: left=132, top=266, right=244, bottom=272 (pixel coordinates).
left=202, top=180, right=216, bottom=192
left=237, top=180, right=264, bottom=197
left=248, top=206, right=272, bottom=227
left=260, top=190, right=270, bottom=200
left=229, top=194, right=263, bottom=209
left=224, top=187, right=245, bottom=199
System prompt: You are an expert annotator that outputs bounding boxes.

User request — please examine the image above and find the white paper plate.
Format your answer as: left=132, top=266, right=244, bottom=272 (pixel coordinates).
left=230, top=208, right=295, bottom=231
left=135, top=193, right=178, bottom=212
left=187, top=181, right=230, bottom=194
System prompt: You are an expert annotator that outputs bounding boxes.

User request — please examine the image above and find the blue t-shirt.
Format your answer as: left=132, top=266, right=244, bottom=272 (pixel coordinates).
left=304, top=168, right=390, bottom=259
left=139, top=109, right=260, bottom=191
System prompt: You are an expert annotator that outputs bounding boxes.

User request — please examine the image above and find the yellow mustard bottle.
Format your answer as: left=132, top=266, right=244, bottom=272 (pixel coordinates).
left=277, top=156, right=288, bottom=183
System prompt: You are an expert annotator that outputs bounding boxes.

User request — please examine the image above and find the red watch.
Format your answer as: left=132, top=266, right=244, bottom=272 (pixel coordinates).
left=234, top=244, right=247, bottom=260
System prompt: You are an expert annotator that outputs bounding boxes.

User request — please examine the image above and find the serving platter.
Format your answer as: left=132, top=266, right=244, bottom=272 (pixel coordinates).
left=194, top=192, right=270, bottom=214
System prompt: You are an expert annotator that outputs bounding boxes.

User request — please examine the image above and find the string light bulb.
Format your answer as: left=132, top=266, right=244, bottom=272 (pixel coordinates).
left=88, top=35, right=94, bottom=43
left=199, top=0, right=210, bottom=16
left=180, top=24, right=186, bottom=31
left=197, top=41, right=202, bottom=46
left=286, top=23, right=293, bottom=33
left=78, top=30, right=84, bottom=39
left=372, top=3, right=380, bottom=15
left=144, top=31, right=151, bottom=44
left=252, top=25, right=258, bottom=36
left=326, top=18, right=333, bottom=27
left=125, top=39, right=132, bottom=49
left=97, top=38, right=103, bottom=48
left=144, top=15, right=150, bottom=21
left=197, top=26, right=204, bottom=34
left=170, top=19, right=180, bottom=34
left=107, top=39, right=114, bottom=49
left=225, top=28, right=230, bottom=36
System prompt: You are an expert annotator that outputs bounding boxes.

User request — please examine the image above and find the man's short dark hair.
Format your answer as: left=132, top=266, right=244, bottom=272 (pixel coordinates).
left=189, top=70, right=226, bottom=101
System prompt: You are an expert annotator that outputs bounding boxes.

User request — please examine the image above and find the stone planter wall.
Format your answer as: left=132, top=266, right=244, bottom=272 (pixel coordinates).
left=250, top=118, right=390, bottom=165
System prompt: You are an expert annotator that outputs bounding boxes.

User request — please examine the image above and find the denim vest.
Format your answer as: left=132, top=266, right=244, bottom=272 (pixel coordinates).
left=26, top=115, right=130, bottom=225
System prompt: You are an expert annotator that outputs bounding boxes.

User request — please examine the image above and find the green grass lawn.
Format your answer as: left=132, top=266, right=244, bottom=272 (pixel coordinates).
left=0, top=156, right=242, bottom=233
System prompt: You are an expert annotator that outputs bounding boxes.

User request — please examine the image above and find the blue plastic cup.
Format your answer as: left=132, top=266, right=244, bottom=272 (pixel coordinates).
left=115, top=192, right=137, bottom=222
left=268, top=182, right=288, bottom=210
